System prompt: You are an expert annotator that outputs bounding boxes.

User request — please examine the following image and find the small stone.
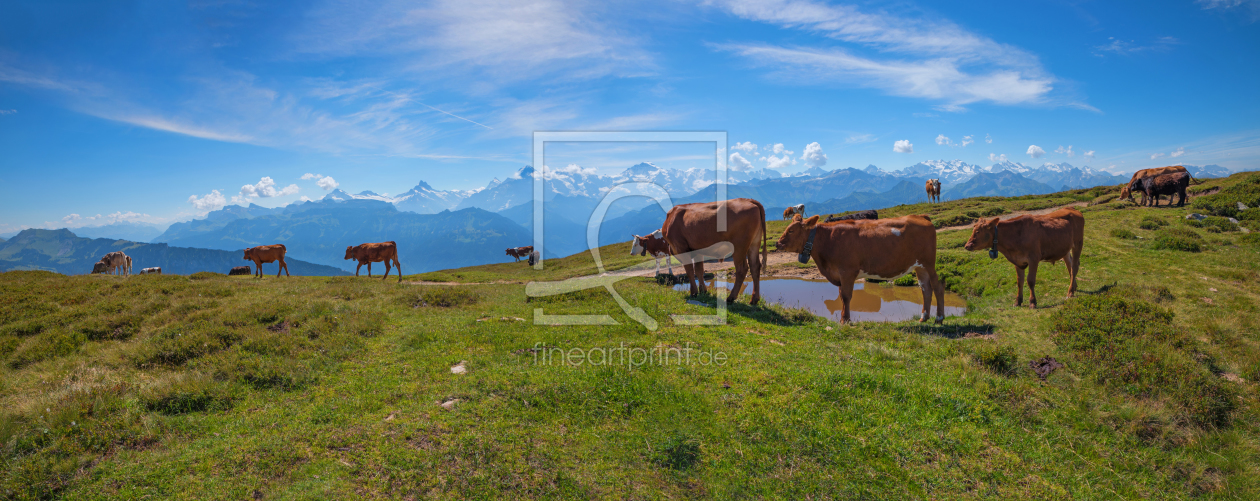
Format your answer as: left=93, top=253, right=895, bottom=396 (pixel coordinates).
left=450, top=361, right=467, bottom=374
left=1209, top=288, right=1218, bottom=292
left=384, top=412, right=396, bottom=422
left=1238, top=202, right=1249, bottom=211
left=825, top=326, right=833, bottom=331
left=1202, top=297, right=1213, bottom=305
left=440, top=398, right=461, bottom=410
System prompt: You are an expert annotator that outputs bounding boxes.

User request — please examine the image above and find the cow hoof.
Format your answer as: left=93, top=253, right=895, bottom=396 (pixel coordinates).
left=934, top=318, right=944, bottom=325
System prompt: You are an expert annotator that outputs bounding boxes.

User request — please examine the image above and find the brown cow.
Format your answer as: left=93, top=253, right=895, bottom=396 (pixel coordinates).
left=661, top=198, right=767, bottom=305
left=630, top=230, right=674, bottom=275
left=91, top=261, right=109, bottom=274
left=345, top=241, right=403, bottom=282
left=963, top=208, right=1084, bottom=308
left=1119, top=165, right=1188, bottom=204
left=506, top=246, right=534, bottom=262
left=1130, top=171, right=1190, bottom=207
left=775, top=214, right=945, bottom=324
left=229, top=266, right=252, bottom=276
left=782, top=204, right=806, bottom=220
left=925, top=179, right=941, bottom=203
left=98, top=251, right=130, bottom=276
left=243, top=244, right=290, bottom=278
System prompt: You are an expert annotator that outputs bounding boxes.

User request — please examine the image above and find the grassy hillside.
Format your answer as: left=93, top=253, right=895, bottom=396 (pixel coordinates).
left=0, top=229, right=349, bottom=276
left=2, top=173, right=1259, bottom=499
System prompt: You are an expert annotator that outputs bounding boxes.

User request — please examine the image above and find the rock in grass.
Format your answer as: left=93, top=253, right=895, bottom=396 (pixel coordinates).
left=439, top=398, right=461, bottom=410
left=450, top=361, right=467, bottom=374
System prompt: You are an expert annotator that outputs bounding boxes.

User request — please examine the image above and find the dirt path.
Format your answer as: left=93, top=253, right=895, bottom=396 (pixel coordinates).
left=935, top=201, right=1090, bottom=232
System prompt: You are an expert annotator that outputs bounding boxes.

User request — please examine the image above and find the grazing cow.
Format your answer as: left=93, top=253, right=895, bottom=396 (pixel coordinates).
left=139, top=267, right=162, bottom=275
left=925, top=179, right=942, bottom=203
left=345, top=241, right=403, bottom=282
left=661, top=198, right=767, bottom=305
left=506, top=246, right=534, bottom=262
left=782, top=204, right=806, bottom=220
left=229, top=266, right=252, bottom=276
left=98, top=251, right=130, bottom=276
left=630, top=230, right=674, bottom=275
left=963, top=208, right=1084, bottom=308
left=1120, top=165, right=1189, bottom=204
left=91, top=261, right=109, bottom=274
left=1130, top=171, right=1190, bottom=207
left=775, top=214, right=945, bottom=324
left=825, top=210, right=879, bottom=223
left=243, top=244, right=291, bottom=278
left=527, top=250, right=541, bottom=267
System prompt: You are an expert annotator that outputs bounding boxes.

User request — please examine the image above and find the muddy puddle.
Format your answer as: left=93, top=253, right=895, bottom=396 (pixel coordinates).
left=675, top=277, right=967, bottom=322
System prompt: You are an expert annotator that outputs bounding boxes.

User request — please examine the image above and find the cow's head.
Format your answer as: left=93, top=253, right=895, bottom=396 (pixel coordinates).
left=775, top=215, right=820, bottom=253
left=344, top=246, right=355, bottom=260
left=963, top=217, right=1000, bottom=252
left=630, top=235, right=644, bottom=256
left=242, top=247, right=253, bottom=260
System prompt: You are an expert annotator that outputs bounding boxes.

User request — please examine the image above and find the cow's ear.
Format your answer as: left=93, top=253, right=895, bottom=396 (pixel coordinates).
left=792, top=214, right=803, bottom=222
left=804, top=215, right=821, bottom=227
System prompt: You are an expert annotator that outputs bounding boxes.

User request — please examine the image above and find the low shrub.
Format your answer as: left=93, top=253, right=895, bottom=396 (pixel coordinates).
left=1190, top=173, right=1260, bottom=217
left=973, top=345, right=1019, bottom=376
left=189, top=272, right=226, bottom=280
left=1238, top=207, right=1260, bottom=221
left=1200, top=216, right=1239, bottom=233
left=893, top=274, right=918, bottom=286
left=932, top=213, right=975, bottom=228
left=1052, top=292, right=1236, bottom=428
left=135, top=323, right=242, bottom=367
left=1111, top=228, right=1137, bottom=239
left=1153, top=228, right=1203, bottom=252
left=140, top=374, right=234, bottom=414
left=651, top=430, right=702, bottom=471
left=408, top=288, right=480, bottom=307
left=7, top=328, right=86, bottom=369
left=1239, top=233, right=1260, bottom=245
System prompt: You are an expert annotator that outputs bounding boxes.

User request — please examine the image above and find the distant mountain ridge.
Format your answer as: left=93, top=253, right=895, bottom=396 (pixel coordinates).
left=0, top=229, right=348, bottom=276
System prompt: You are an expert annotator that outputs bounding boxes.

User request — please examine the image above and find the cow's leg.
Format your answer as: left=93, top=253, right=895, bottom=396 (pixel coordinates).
left=255, top=262, right=263, bottom=278
left=367, top=262, right=372, bottom=277
left=394, top=255, right=403, bottom=282
left=914, top=267, right=933, bottom=322
left=748, top=245, right=762, bottom=306
left=382, top=260, right=392, bottom=280
left=839, top=277, right=856, bottom=324
left=682, top=262, right=698, bottom=296
left=695, top=261, right=707, bottom=296
left=1064, top=253, right=1078, bottom=298
left=1027, top=262, right=1040, bottom=308
left=1014, top=265, right=1026, bottom=307
left=727, top=251, right=748, bottom=305
left=355, top=262, right=363, bottom=277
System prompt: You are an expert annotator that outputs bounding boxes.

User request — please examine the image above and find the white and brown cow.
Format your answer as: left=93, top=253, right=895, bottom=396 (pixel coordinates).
left=98, top=251, right=131, bottom=276
left=782, top=204, right=806, bottom=220
left=630, top=230, right=674, bottom=275
left=139, top=267, right=162, bottom=275
left=776, top=214, right=945, bottom=324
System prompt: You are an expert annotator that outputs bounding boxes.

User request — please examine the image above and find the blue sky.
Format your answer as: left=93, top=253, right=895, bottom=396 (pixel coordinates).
left=1, top=0, right=1258, bottom=232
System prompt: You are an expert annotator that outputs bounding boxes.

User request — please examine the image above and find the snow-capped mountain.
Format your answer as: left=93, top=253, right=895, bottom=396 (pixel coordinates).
left=894, top=160, right=987, bottom=184
left=791, top=166, right=833, bottom=178
left=392, top=181, right=476, bottom=214
left=988, top=162, right=1125, bottom=190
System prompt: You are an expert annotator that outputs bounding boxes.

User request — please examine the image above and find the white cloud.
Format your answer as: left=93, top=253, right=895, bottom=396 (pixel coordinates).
left=935, top=134, right=952, bottom=146
left=551, top=163, right=598, bottom=176
left=1055, top=145, right=1075, bottom=158
left=1171, top=147, right=1185, bottom=158
left=189, top=190, right=228, bottom=211
left=299, top=196, right=313, bottom=202
left=766, top=154, right=794, bottom=169
left=894, top=139, right=914, bottom=153
left=1093, top=36, right=1180, bottom=56
left=708, top=0, right=1068, bottom=109
left=988, top=153, right=1008, bottom=163
left=729, top=152, right=754, bottom=171
left=239, top=176, right=301, bottom=200
left=0, top=109, right=16, bottom=115
left=62, top=214, right=81, bottom=223
left=316, top=176, right=339, bottom=190
left=1151, top=152, right=1166, bottom=160
left=1027, top=145, right=1045, bottom=158
left=771, top=143, right=793, bottom=155
left=300, top=173, right=321, bottom=180
left=1085, top=150, right=1096, bottom=159
left=985, top=134, right=993, bottom=144
left=801, top=142, right=828, bottom=168
left=961, top=135, right=973, bottom=147
left=732, top=141, right=758, bottom=154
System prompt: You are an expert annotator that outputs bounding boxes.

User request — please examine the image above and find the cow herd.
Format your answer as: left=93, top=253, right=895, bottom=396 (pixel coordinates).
left=1121, top=165, right=1193, bottom=207
left=88, top=241, right=405, bottom=282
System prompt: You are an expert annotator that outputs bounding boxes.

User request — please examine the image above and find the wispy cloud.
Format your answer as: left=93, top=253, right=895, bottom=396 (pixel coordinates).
left=1093, top=36, right=1179, bottom=57
left=1196, top=0, right=1260, bottom=22
left=706, top=0, right=1071, bottom=109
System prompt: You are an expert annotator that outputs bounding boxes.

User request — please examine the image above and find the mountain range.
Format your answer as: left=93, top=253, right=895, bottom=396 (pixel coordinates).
left=0, top=229, right=348, bottom=276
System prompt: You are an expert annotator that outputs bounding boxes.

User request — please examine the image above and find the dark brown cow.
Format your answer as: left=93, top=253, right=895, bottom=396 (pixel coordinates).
left=345, top=241, right=403, bottom=282
left=661, top=198, right=767, bottom=305
left=1130, top=171, right=1190, bottom=207
left=506, top=246, right=534, bottom=262
left=925, top=179, right=941, bottom=203
left=229, top=266, right=252, bottom=276
left=243, top=244, right=290, bottom=278
left=1120, top=165, right=1188, bottom=203
left=91, top=261, right=109, bottom=274
left=825, top=210, right=878, bottom=223
left=630, top=230, right=674, bottom=275
left=776, top=214, right=944, bottom=324
left=963, top=208, right=1084, bottom=308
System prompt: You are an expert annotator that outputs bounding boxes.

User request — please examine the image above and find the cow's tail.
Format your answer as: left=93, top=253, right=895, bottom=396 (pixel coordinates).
left=759, top=202, right=768, bottom=270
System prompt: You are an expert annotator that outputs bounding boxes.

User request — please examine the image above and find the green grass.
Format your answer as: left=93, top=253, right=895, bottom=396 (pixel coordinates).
left=1, top=172, right=1259, bottom=499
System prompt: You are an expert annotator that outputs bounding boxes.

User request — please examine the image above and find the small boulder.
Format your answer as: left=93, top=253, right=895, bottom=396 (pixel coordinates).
left=1239, top=202, right=1249, bottom=211
left=1185, top=213, right=1207, bottom=221
left=450, top=361, right=467, bottom=374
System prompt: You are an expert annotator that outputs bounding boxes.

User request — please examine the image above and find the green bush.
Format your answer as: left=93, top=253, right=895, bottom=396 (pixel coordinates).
left=140, top=375, right=234, bottom=414
left=1111, top=228, right=1137, bottom=239
left=932, top=213, right=975, bottom=228
left=1153, top=228, right=1203, bottom=252
left=189, top=272, right=226, bottom=280
left=973, top=345, right=1018, bottom=376
left=1052, top=292, right=1236, bottom=428
left=1190, top=173, right=1260, bottom=217
left=1200, top=216, right=1239, bottom=233
left=893, top=274, right=918, bottom=286
left=408, top=288, right=480, bottom=307
left=651, top=430, right=702, bottom=471
left=980, top=206, right=1008, bottom=217
left=1238, top=207, right=1260, bottom=221
left=7, top=328, right=86, bottom=369
left=1239, top=233, right=1260, bottom=245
